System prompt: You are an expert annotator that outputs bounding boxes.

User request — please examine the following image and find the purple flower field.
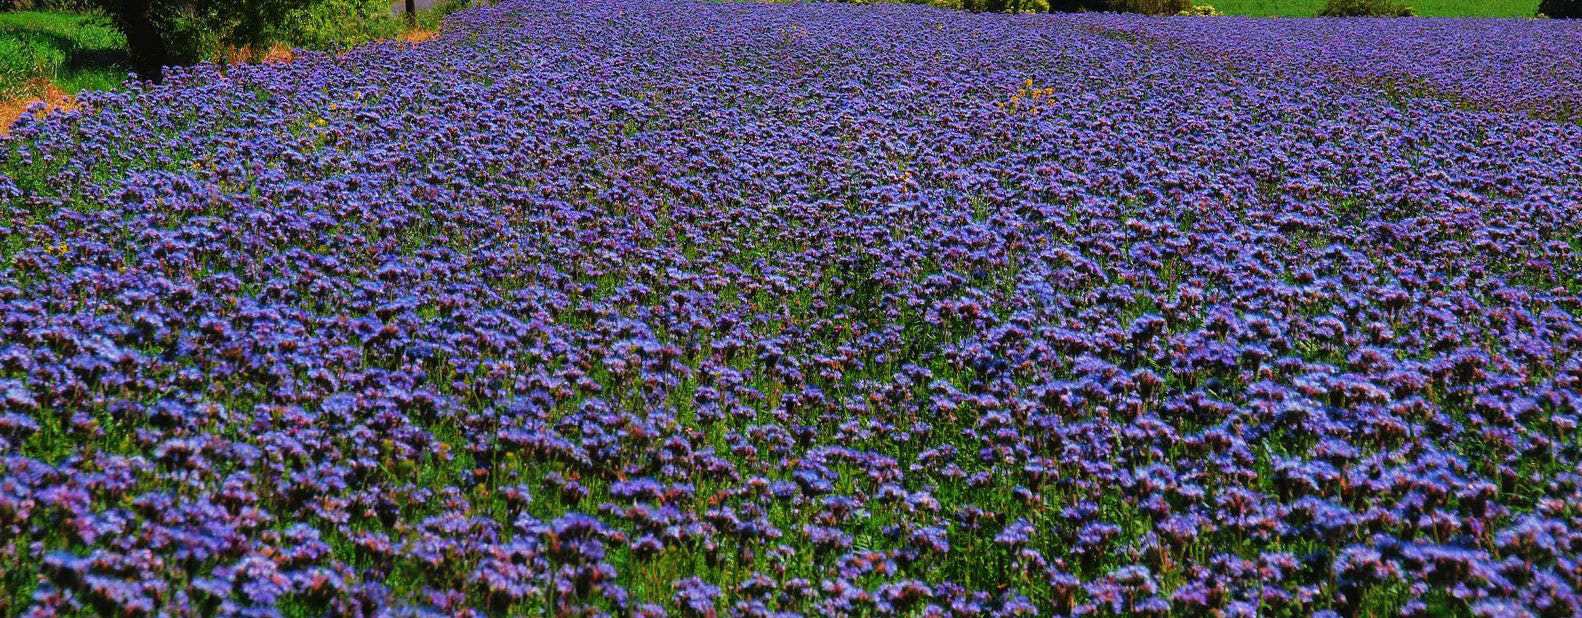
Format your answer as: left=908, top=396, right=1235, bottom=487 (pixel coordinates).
left=2, top=0, right=1581, bottom=615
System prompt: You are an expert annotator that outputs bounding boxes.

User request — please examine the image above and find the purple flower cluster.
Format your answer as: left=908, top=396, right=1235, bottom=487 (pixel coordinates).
left=1093, top=15, right=1582, bottom=120
left=2, top=0, right=1580, bottom=615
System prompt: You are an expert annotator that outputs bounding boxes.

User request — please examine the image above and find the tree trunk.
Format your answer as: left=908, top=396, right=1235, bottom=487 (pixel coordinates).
left=116, top=0, right=173, bottom=82
left=1048, top=0, right=1101, bottom=11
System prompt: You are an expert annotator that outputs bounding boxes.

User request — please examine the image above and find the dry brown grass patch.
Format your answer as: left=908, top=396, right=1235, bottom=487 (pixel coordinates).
left=221, top=42, right=297, bottom=65
left=399, top=28, right=438, bottom=43
left=1, top=82, right=78, bottom=135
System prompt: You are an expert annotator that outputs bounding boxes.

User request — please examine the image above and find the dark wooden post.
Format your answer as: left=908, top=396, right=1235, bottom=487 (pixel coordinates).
left=405, top=0, right=416, bottom=25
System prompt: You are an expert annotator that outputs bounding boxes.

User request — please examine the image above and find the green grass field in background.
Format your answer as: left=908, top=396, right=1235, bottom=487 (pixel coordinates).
left=0, top=11, right=127, bottom=100
left=1206, top=0, right=1539, bottom=16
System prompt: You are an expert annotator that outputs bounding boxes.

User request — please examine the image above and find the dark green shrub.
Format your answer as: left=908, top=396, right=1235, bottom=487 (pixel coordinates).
left=85, top=0, right=296, bottom=80
left=1046, top=0, right=1193, bottom=15
left=416, top=0, right=477, bottom=28
left=88, top=0, right=469, bottom=81
left=1046, top=0, right=1091, bottom=10
left=1108, top=0, right=1192, bottom=14
left=959, top=0, right=1050, bottom=13
left=280, top=0, right=471, bottom=49
left=1539, top=0, right=1582, bottom=18
left=274, top=0, right=400, bottom=51
left=1317, top=0, right=1415, bottom=16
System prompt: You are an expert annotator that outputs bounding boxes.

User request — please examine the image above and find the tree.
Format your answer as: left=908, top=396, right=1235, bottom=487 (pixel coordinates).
left=1317, top=0, right=1415, bottom=17
left=101, top=0, right=172, bottom=81
left=1539, top=0, right=1582, bottom=18
left=1045, top=0, right=1193, bottom=14
left=87, top=0, right=300, bottom=81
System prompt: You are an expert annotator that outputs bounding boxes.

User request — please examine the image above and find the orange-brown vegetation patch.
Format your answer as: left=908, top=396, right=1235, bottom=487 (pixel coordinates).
left=399, top=28, right=438, bottom=43
left=223, top=42, right=297, bottom=65
left=346, top=28, right=437, bottom=54
left=1, top=82, right=78, bottom=135
left=260, top=42, right=296, bottom=64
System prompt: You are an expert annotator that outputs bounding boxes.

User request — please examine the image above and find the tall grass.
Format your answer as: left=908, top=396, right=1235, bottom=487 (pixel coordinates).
left=0, top=10, right=125, bottom=100
left=279, top=0, right=474, bottom=50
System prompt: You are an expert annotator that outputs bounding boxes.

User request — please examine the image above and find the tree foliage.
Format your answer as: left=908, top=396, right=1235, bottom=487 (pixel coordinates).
left=84, top=0, right=297, bottom=80
left=1317, top=0, right=1416, bottom=16
left=1030, top=0, right=1193, bottom=15
left=1539, top=0, right=1582, bottom=18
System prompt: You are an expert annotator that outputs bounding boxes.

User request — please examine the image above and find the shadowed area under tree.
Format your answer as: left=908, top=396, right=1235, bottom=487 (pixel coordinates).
left=73, top=0, right=455, bottom=82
